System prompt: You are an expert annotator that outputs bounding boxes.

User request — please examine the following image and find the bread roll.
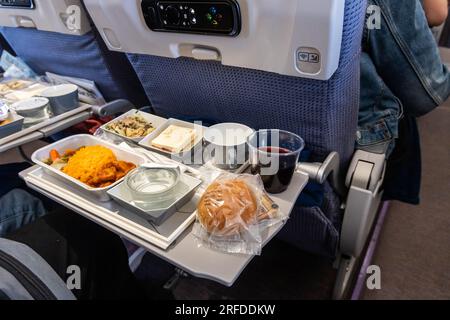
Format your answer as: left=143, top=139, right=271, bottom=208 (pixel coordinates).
left=197, top=179, right=258, bottom=235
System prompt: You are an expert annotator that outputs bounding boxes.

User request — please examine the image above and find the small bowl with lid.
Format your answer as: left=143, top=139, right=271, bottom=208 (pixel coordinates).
left=11, top=97, right=51, bottom=126
left=125, top=164, right=181, bottom=203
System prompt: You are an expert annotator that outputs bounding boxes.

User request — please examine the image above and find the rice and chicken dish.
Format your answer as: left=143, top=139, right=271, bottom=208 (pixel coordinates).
left=45, top=145, right=136, bottom=188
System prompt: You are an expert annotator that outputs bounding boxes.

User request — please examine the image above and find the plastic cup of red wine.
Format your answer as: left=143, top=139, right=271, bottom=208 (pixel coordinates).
left=247, top=129, right=304, bottom=194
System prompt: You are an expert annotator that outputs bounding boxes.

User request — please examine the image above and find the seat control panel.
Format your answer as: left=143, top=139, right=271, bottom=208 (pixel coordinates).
left=141, top=0, right=241, bottom=36
left=0, top=0, right=34, bottom=9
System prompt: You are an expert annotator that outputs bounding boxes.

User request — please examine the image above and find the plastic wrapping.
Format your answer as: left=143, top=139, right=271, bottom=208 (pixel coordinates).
left=0, top=78, right=49, bottom=104
left=193, top=173, right=287, bottom=255
left=0, top=51, right=38, bottom=79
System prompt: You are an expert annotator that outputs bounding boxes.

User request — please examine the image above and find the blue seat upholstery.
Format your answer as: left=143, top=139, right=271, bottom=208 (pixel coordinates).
left=127, top=0, right=366, bottom=257
left=0, top=26, right=149, bottom=107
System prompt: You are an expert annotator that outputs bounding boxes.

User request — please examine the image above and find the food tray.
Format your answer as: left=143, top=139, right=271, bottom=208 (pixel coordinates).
left=139, top=118, right=205, bottom=163
left=107, top=171, right=202, bottom=225
left=31, top=134, right=147, bottom=202
left=21, top=166, right=199, bottom=250
left=0, top=104, right=92, bottom=147
left=0, top=113, right=24, bottom=139
left=101, top=109, right=168, bottom=143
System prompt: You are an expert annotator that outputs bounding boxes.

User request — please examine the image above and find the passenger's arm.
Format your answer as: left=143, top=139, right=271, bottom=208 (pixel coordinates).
left=423, top=0, right=449, bottom=26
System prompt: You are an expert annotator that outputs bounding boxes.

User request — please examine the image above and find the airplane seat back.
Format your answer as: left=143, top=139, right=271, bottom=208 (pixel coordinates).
left=126, top=0, right=364, bottom=168
left=85, top=0, right=367, bottom=257
left=0, top=32, right=14, bottom=57
left=0, top=2, right=149, bottom=107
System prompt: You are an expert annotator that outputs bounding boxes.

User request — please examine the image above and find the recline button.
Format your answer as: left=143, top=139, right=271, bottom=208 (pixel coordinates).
left=192, top=48, right=220, bottom=61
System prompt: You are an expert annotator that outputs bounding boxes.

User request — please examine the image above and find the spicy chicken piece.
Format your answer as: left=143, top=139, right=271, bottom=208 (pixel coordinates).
left=115, top=161, right=136, bottom=173
left=86, top=165, right=113, bottom=187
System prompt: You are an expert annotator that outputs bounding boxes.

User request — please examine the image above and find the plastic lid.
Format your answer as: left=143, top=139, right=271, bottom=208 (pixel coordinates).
left=12, top=97, right=49, bottom=111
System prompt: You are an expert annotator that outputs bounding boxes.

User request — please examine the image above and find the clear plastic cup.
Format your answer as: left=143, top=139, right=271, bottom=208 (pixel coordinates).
left=247, top=129, right=305, bottom=194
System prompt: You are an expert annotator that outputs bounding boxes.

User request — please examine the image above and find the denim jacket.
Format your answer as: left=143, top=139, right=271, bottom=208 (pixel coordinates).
left=358, top=0, right=450, bottom=155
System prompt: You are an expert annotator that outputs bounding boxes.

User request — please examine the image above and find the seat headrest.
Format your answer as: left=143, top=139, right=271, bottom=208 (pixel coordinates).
left=84, top=0, right=346, bottom=80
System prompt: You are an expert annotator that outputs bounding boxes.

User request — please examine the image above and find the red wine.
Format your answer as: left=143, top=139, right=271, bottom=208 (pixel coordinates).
left=259, top=166, right=296, bottom=194
left=257, top=146, right=291, bottom=154
left=251, top=146, right=297, bottom=194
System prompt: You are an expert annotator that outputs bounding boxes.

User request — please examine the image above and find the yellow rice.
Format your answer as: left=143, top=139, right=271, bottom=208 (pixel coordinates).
left=62, top=145, right=116, bottom=186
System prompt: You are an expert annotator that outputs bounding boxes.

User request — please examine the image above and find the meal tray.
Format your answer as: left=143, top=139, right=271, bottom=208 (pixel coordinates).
left=31, top=134, right=147, bottom=202
left=0, top=113, right=24, bottom=139
left=22, top=166, right=198, bottom=250
left=0, top=104, right=92, bottom=147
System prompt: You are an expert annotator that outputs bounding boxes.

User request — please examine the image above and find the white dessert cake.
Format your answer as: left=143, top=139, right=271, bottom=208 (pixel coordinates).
left=151, top=125, right=197, bottom=153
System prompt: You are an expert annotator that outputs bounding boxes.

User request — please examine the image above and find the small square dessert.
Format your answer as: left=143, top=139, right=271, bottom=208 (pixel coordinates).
left=151, top=125, right=197, bottom=153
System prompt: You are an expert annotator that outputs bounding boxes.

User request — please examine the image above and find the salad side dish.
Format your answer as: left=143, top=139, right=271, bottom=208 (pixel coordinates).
left=105, top=115, right=156, bottom=138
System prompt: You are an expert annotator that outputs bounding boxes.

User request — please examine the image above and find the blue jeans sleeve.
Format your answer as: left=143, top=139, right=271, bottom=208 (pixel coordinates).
left=366, top=0, right=450, bottom=117
left=0, top=189, right=47, bottom=237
